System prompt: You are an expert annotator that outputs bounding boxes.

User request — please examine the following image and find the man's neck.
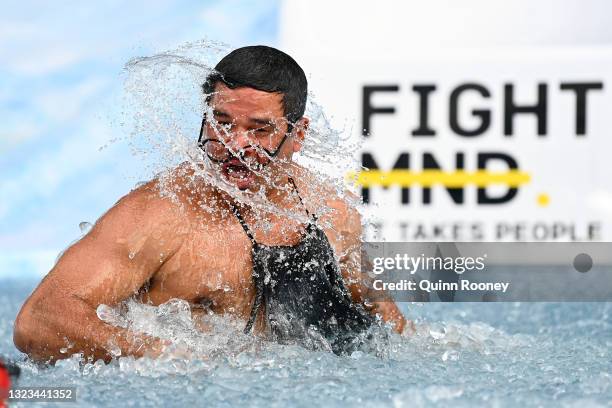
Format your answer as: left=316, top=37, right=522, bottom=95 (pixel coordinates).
left=263, top=174, right=296, bottom=207
left=219, top=162, right=305, bottom=214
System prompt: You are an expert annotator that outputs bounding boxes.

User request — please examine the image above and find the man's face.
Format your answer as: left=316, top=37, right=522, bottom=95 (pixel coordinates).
left=203, top=82, right=297, bottom=191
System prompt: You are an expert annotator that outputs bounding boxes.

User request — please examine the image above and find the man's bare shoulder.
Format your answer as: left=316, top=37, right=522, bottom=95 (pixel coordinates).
left=126, top=163, right=221, bottom=214
left=292, top=164, right=362, bottom=233
left=91, top=164, right=212, bottom=239
left=102, top=177, right=178, bottom=227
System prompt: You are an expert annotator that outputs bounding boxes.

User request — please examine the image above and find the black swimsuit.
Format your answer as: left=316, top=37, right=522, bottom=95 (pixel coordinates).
left=229, top=178, right=376, bottom=355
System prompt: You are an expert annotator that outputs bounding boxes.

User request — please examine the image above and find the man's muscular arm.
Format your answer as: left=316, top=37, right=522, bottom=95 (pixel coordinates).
left=13, top=182, right=184, bottom=363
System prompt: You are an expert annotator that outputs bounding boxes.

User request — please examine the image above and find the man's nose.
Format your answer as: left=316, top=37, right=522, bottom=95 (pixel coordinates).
left=227, top=129, right=256, bottom=152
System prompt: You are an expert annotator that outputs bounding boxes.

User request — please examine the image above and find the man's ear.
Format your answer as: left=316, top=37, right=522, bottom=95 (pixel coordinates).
left=291, top=117, right=309, bottom=153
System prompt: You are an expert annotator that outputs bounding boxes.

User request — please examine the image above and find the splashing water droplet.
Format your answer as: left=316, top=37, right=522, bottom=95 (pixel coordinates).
left=429, top=323, right=447, bottom=340
left=441, top=350, right=459, bottom=362
left=108, top=344, right=122, bottom=357
left=96, top=304, right=128, bottom=328
left=79, top=221, right=93, bottom=234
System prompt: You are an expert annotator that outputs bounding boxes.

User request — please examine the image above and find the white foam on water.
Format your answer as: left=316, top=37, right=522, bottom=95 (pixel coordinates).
left=3, top=280, right=610, bottom=407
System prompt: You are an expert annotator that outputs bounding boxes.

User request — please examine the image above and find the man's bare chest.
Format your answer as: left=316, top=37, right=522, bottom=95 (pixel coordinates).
left=137, top=214, right=328, bottom=318
left=138, top=224, right=254, bottom=316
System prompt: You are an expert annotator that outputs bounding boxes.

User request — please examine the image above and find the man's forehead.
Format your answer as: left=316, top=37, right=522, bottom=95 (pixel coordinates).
left=210, top=83, right=284, bottom=119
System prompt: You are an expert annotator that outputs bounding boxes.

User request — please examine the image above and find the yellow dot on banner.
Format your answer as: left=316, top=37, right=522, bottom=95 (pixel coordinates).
left=537, top=193, right=550, bottom=207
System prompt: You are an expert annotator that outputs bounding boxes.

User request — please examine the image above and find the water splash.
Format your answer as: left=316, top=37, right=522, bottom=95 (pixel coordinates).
left=118, top=40, right=363, bottom=224
left=94, top=297, right=398, bottom=362
left=4, top=278, right=610, bottom=406
left=90, top=296, right=531, bottom=370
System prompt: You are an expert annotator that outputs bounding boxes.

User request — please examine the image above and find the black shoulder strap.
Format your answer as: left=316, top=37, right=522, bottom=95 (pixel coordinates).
left=230, top=178, right=316, bottom=243
left=287, top=176, right=318, bottom=223
left=228, top=201, right=262, bottom=334
left=228, top=201, right=257, bottom=244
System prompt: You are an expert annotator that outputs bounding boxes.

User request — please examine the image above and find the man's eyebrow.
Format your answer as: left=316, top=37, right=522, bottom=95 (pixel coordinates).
left=249, top=117, right=276, bottom=127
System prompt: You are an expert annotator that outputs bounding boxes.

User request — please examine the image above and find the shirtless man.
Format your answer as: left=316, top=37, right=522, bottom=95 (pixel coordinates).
left=13, top=45, right=408, bottom=363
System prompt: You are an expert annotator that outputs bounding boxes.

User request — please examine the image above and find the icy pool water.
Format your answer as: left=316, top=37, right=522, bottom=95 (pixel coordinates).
left=1, top=278, right=610, bottom=407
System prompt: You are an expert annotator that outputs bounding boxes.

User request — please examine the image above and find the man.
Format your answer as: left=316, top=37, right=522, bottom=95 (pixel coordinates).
left=14, top=46, right=408, bottom=363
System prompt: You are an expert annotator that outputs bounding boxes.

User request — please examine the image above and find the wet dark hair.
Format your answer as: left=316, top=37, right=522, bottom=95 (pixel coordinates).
left=202, top=45, right=308, bottom=124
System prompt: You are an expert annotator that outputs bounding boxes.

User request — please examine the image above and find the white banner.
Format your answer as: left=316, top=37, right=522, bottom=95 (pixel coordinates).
left=281, top=44, right=612, bottom=241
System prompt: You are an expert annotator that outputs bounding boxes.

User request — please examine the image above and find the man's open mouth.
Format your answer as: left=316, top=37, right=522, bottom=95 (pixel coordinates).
left=222, top=158, right=256, bottom=188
